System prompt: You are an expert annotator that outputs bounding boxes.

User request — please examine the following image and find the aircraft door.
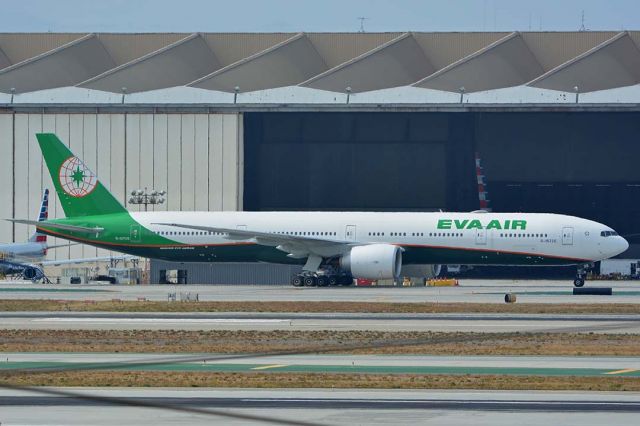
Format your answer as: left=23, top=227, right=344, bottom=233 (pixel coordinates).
left=562, top=227, right=574, bottom=245
left=130, top=224, right=141, bottom=243
left=345, top=225, right=356, bottom=242
left=475, top=228, right=487, bottom=245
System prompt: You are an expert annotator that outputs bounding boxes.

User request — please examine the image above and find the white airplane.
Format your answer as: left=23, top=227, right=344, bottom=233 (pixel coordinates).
left=0, top=189, right=52, bottom=280
left=12, top=134, right=629, bottom=287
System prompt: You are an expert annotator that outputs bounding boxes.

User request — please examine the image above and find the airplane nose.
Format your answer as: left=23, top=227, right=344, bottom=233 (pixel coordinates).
left=620, top=237, right=630, bottom=254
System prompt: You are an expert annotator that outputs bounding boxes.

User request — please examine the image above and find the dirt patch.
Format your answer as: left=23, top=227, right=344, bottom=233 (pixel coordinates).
left=2, top=370, right=639, bottom=391
left=2, top=299, right=640, bottom=314
left=1, top=329, right=639, bottom=356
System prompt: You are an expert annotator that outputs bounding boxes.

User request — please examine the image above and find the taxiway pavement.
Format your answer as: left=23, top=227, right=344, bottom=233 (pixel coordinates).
left=1, top=310, right=639, bottom=333
left=2, top=353, right=640, bottom=377
left=0, top=388, right=638, bottom=425
left=2, top=279, right=640, bottom=304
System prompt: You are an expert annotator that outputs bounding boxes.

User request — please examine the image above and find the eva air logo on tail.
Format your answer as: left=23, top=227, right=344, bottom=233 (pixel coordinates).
left=58, top=156, right=97, bottom=197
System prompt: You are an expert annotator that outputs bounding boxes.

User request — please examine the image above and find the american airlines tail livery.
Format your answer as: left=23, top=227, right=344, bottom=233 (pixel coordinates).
left=11, top=133, right=629, bottom=287
left=1, top=189, right=49, bottom=280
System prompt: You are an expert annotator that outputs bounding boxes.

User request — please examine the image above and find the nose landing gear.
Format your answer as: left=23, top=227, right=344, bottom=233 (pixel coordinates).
left=574, top=263, right=593, bottom=287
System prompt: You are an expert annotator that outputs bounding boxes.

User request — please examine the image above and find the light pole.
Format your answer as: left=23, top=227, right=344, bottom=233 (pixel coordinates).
left=128, top=188, right=166, bottom=211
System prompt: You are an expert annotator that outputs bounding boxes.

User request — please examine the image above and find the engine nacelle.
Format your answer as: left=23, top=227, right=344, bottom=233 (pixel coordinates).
left=21, top=266, right=44, bottom=281
left=340, top=244, right=402, bottom=280
left=401, top=264, right=442, bottom=279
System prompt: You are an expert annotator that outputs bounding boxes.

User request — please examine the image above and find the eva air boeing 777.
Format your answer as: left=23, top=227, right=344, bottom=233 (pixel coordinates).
left=11, top=133, right=629, bottom=287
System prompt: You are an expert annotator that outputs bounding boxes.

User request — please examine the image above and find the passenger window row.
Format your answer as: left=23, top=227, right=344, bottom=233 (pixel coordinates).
left=155, top=230, right=338, bottom=237
left=276, top=231, right=337, bottom=236
left=157, top=231, right=222, bottom=236
left=369, top=232, right=463, bottom=238
left=500, top=233, right=548, bottom=238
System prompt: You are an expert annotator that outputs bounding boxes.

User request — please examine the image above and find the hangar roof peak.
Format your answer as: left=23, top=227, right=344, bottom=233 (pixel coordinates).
left=0, top=31, right=638, bottom=100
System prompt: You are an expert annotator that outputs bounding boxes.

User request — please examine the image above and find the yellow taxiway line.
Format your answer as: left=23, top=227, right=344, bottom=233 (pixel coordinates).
left=604, top=368, right=638, bottom=375
left=251, top=364, right=288, bottom=370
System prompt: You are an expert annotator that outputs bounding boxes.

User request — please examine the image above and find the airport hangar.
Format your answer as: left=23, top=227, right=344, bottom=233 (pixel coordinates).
left=0, top=31, right=639, bottom=284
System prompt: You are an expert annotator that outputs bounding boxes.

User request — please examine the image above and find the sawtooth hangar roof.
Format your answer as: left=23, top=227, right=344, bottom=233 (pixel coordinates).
left=1, top=31, right=640, bottom=104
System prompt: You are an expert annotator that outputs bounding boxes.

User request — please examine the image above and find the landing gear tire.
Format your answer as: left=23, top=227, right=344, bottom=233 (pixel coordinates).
left=304, top=276, right=317, bottom=287
left=328, top=276, right=338, bottom=286
left=291, top=275, right=303, bottom=287
left=339, top=275, right=354, bottom=286
left=573, top=278, right=585, bottom=287
left=317, top=276, right=329, bottom=287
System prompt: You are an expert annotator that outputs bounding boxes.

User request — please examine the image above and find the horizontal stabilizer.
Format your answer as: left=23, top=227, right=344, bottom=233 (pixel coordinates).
left=8, top=219, right=104, bottom=234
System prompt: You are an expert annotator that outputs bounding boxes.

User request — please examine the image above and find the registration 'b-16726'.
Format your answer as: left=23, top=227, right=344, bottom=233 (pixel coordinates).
left=9, top=133, right=629, bottom=288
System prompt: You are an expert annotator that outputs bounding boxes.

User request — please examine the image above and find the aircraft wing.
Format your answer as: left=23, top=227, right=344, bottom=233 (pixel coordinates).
left=8, top=219, right=104, bottom=234
left=152, top=222, right=355, bottom=258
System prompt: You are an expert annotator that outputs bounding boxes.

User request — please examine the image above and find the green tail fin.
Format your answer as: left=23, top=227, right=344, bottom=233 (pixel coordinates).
left=36, top=133, right=127, bottom=218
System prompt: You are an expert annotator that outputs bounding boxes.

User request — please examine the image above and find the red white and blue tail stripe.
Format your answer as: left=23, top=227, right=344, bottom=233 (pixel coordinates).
left=475, top=152, right=491, bottom=212
left=29, top=189, right=49, bottom=243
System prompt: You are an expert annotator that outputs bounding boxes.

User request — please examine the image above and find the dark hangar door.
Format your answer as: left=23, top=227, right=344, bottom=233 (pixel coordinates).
left=243, top=112, right=477, bottom=212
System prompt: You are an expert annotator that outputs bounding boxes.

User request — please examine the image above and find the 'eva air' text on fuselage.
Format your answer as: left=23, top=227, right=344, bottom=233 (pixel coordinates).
left=437, top=219, right=527, bottom=230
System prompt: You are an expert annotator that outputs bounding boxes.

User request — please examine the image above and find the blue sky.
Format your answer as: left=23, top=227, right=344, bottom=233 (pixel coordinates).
left=4, top=0, right=639, bottom=32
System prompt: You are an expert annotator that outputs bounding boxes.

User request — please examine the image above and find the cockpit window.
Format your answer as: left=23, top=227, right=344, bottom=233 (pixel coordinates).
left=601, top=230, right=619, bottom=237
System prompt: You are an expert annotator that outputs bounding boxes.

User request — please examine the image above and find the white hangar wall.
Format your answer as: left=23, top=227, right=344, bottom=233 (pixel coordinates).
left=0, top=112, right=243, bottom=260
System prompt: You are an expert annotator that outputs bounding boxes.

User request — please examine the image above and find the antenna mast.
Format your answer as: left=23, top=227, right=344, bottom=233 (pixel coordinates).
left=357, top=17, right=368, bottom=33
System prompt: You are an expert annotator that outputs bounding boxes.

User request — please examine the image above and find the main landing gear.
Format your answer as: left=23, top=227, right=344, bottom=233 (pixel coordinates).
left=291, top=256, right=353, bottom=287
left=290, top=272, right=353, bottom=287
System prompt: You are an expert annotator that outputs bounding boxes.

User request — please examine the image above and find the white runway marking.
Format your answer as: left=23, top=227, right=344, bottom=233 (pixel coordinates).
left=33, top=318, right=289, bottom=324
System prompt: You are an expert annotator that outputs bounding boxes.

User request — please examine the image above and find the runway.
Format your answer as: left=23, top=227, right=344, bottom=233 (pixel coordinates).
left=1, top=311, right=639, bottom=332
left=2, top=353, right=640, bottom=377
left=2, top=279, right=640, bottom=304
left=3, top=280, right=639, bottom=426
left=0, top=388, right=638, bottom=425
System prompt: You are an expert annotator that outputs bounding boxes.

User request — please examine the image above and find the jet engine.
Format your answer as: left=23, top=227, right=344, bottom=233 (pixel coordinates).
left=21, top=265, right=44, bottom=281
left=340, top=244, right=402, bottom=279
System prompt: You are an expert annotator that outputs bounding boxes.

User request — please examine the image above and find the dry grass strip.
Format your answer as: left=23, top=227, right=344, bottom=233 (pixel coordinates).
left=2, top=329, right=640, bottom=356
left=2, top=371, right=640, bottom=391
left=2, top=299, right=640, bottom=314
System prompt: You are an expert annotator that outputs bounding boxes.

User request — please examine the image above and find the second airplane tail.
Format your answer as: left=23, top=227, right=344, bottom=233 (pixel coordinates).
left=28, top=188, right=49, bottom=243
